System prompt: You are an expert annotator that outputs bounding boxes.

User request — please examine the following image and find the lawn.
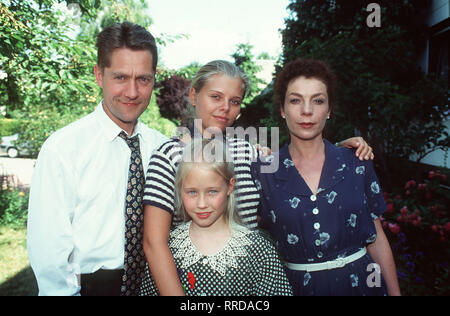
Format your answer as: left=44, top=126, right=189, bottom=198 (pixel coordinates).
left=0, top=225, right=38, bottom=296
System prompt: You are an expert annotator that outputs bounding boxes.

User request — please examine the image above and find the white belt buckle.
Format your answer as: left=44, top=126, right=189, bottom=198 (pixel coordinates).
left=329, top=258, right=346, bottom=269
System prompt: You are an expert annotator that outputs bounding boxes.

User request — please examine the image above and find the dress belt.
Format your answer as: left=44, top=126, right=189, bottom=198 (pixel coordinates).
left=284, top=247, right=367, bottom=272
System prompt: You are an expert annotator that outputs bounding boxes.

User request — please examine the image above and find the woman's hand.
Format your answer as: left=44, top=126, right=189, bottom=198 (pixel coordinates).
left=338, top=137, right=374, bottom=160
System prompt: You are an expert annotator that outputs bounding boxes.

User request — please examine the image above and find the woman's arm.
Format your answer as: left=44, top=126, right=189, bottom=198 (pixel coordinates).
left=367, top=219, right=401, bottom=296
left=338, top=136, right=374, bottom=160
left=143, top=205, right=185, bottom=296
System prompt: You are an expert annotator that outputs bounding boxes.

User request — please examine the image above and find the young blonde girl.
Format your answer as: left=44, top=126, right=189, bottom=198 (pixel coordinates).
left=142, top=60, right=373, bottom=295
left=140, top=139, right=292, bottom=296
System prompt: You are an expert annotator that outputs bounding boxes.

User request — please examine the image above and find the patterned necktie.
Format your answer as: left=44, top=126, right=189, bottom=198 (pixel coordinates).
left=118, top=131, right=146, bottom=296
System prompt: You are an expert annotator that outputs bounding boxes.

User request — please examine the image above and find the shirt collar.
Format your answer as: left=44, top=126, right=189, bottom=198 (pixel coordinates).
left=95, top=100, right=143, bottom=142
left=274, top=139, right=345, bottom=196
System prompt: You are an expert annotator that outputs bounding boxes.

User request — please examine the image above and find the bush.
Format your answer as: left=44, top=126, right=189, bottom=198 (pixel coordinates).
left=0, top=175, right=29, bottom=229
left=0, top=118, right=21, bottom=137
left=381, top=169, right=449, bottom=295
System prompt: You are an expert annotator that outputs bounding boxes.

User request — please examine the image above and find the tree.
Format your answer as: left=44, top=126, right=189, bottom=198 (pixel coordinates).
left=0, top=0, right=177, bottom=155
left=245, top=0, right=448, bottom=185
left=231, top=42, right=266, bottom=105
left=281, top=0, right=448, bottom=163
left=155, top=75, right=192, bottom=127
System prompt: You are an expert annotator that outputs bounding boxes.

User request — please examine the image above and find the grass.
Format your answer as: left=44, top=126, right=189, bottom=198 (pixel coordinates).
left=0, top=225, right=38, bottom=296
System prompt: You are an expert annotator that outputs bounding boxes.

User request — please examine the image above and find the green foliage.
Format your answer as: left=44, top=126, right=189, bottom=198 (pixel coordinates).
left=231, top=43, right=266, bottom=105
left=0, top=0, right=182, bottom=155
left=0, top=175, right=29, bottom=229
left=172, top=62, right=202, bottom=81
left=279, top=0, right=449, bottom=163
left=0, top=119, right=21, bottom=137
left=243, top=0, right=449, bottom=164
left=139, top=95, right=177, bottom=138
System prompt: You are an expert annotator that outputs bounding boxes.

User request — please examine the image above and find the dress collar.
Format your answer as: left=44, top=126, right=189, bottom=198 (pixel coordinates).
left=274, top=139, right=346, bottom=196
left=170, top=221, right=253, bottom=276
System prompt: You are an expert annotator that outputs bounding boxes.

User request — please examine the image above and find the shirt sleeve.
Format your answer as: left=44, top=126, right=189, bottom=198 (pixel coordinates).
left=143, top=145, right=177, bottom=216
left=27, top=142, right=80, bottom=296
left=363, top=159, right=387, bottom=219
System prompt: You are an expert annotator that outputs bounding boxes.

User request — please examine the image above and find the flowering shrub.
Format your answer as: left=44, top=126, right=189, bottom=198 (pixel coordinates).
left=381, top=170, right=449, bottom=295
left=0, top=175, right=29, bottom=229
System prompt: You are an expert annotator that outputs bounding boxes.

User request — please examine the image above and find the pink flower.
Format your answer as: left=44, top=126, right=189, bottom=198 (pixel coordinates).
left=400, top=206, right=408, bottom=216
left=405, top=180, right=416, bottom=190
left=428, top=171, right=435, bottom=179
left=417, top=183, right=427, bottom=190
left=388, top=223, right=401, bottom=234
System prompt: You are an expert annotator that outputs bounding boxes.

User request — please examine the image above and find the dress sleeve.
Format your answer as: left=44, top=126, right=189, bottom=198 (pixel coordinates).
left=363, top=160, right=387, bottom=219
left=143, top=144, right=177, bottom=216
left=251, top=235, right=293, bottom=296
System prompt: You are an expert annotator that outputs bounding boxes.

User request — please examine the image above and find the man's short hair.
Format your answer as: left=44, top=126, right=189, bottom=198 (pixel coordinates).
left=96, top=21, right=158, bottom=72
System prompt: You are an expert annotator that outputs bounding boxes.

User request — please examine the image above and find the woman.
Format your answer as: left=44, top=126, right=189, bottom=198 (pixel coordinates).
left=141, top=60, right=374, bottom=295
left=141, top=139, right=292, bottom=295
left=252, top=58, right=401, bottom=296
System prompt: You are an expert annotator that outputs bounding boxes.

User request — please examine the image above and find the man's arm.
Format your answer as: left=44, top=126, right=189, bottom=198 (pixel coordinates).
left=27, top=144, right=79, bottom=296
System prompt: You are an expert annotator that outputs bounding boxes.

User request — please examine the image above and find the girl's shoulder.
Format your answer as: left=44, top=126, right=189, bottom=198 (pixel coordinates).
left=150, top=137, right=185, bottom=165
left=154, top=137, right=184, bottom=153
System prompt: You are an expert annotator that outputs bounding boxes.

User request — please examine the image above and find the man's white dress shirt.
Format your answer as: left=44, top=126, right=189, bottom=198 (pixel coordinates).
left=27, top=102, right=168, bottom=296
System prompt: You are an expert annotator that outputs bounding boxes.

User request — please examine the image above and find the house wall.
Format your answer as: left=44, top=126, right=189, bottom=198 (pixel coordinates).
left=414, top=0, right=449, bottom=169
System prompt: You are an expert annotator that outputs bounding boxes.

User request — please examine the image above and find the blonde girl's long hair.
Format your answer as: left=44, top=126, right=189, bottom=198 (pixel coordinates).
left=174, top=138, right=243, bottom=228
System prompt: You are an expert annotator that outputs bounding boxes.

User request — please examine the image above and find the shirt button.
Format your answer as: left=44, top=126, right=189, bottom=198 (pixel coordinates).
left=202, top=258, right=208, bottom=265
left=312, top=208, right=319, bottom=215
left=315, top=239, right=321, bottom=246
left=317, top=252, right=323, bottom=258
left=314, top=222, right=320, bottom=230
left=310, top=195, right=317, bottom=201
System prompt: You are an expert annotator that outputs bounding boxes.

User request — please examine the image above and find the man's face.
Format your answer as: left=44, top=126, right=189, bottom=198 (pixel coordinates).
left=94, top=48, right=154, bottom=135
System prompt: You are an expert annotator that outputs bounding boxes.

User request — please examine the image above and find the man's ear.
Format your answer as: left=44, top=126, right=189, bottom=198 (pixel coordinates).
left=94, top=65, right=104, bottom=88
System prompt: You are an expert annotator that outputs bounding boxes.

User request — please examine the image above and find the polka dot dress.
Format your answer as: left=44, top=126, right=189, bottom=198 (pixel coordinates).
left=140, top=222, right=292, bottom=296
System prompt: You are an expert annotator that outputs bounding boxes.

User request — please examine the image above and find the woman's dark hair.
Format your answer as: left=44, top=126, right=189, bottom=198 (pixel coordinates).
left=96, top=21, right=158, bottom=72
left=274, top=58, right=337, bottom=111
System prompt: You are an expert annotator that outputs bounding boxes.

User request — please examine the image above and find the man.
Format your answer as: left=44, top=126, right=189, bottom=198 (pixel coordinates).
left=27, top=22, right=168, bottom=296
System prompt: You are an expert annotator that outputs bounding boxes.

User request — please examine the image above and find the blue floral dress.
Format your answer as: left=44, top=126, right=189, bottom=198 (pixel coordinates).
left=251, top=140, right=388, bottom=296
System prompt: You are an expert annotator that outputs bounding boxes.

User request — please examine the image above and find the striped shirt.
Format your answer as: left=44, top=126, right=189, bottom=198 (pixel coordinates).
left=143, top=137, right=260, bottom=229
